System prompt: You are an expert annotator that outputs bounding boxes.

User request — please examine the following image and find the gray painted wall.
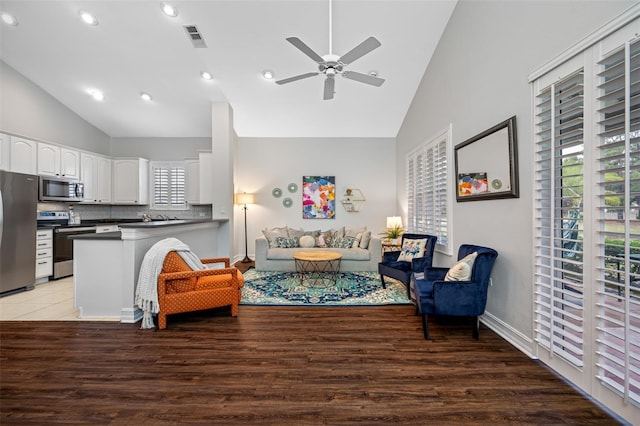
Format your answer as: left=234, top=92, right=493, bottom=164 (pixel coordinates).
left=396, top=0, right=636, bottom=345
left=0, top=60, right=111, bottom=155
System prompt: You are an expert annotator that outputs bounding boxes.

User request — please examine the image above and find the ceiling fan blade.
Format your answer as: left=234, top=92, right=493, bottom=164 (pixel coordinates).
left=286, top=37, right=324, bottom=64
left=275, top=72, right=319, bottom=85
left=339, top=36, right=381, bottom=65
left=342, top=71, right=385, bottom=87
left=323, top=77, right=335, bottom=100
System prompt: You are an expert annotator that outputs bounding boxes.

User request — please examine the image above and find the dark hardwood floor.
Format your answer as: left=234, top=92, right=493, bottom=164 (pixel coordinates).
left=1, top=305, right=621, bottom=425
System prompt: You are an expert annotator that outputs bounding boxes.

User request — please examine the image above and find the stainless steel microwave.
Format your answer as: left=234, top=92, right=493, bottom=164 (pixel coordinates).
left=38, top=176, right=84, bottom=202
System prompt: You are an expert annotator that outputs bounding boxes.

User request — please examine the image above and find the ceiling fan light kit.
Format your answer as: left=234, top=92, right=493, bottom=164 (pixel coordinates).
left=275, top=0, right=384, bottom=100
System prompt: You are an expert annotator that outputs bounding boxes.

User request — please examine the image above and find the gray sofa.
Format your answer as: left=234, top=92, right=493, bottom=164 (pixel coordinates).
left=255, top=235, right=382, bottom=272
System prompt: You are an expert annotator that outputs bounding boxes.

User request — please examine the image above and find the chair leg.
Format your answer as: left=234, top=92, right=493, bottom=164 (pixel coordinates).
left=472, top=316, right=479, bottom=340
left=380, top=275, right=386, bottom=289
left=158, top=313, right=167, bottom=330
left=422, top=314, right=430, bottom=340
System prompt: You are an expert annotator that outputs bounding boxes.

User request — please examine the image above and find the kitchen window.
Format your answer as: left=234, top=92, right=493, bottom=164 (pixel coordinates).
left=151, top=162, right=187, bottom=210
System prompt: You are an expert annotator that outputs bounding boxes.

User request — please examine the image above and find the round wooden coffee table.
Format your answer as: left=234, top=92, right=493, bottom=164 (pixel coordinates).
left=293, top=251, right=342, bottom=287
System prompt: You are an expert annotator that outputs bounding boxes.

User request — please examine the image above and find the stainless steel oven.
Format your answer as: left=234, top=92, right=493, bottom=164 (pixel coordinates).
left=37, top=211, right=96, bottom=279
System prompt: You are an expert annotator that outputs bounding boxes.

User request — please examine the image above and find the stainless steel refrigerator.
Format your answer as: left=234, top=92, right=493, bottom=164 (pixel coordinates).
left=0, top=170, right=37, bottom=296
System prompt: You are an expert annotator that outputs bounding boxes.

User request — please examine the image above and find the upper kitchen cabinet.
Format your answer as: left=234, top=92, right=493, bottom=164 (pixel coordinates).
left=185, top=159, right=200, bottom=204
left=112, top=158, right=149, bottom=205
left=81, top=152, right=111, bottom=204
left=37, top=142, right=80, bottom=178
left=0, top=133, right=9, bottom=171
left=9, top=136, right=37, bottom=175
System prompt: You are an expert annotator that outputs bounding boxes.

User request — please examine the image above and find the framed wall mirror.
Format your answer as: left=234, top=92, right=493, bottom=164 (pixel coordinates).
left=454, top=116, right=519, bottom=202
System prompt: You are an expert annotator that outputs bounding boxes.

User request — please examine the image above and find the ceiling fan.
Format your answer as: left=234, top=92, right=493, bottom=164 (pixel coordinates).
left=275, top=0, right=385, bottom=100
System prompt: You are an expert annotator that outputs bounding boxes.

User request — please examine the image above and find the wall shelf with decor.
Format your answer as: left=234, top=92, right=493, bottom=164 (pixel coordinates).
left=341, top=188, right=365, bottom=212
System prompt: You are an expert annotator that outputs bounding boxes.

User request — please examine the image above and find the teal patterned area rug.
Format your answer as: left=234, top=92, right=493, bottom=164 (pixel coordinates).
left=240, top=269, right=410, bottom=306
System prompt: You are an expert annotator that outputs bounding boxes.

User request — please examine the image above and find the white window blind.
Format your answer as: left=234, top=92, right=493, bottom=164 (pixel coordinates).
left=534, top=69, right=585, bottom=369
left=151, top=162, right=187, bottom=210
left=406, top=127, right=451, bottom=254
left=595, top=37, right=640, bottom=405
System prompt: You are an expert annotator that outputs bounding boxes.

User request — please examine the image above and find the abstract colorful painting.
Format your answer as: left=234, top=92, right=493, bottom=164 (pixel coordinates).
left=458, top=172, right=488, bottom=196
left=302, top=176, right=335, bottom=219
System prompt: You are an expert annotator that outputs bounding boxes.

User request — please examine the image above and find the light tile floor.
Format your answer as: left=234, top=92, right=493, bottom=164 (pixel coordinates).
left=0, top=278, right=109, bottom=321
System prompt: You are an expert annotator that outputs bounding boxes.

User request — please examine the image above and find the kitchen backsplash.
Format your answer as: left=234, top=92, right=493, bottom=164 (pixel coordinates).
left=37, top=202, right=212, bottom=221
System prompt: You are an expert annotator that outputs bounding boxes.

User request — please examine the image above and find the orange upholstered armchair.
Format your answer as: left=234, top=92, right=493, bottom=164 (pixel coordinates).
left=157, top=252, right=244, bottom=329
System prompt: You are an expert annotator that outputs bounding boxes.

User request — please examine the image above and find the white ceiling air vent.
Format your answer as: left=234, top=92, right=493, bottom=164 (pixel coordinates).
left=183, top=25, right=207, bottom=48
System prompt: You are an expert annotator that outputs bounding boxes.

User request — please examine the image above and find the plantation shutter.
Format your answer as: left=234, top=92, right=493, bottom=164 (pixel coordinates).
left=595, top=37, right=640, bottom=405
left=406, top=128, right=451, bottom=253
left=152, top=163, right=187, bottom=210
left=534, top=69, right=585, bottom=368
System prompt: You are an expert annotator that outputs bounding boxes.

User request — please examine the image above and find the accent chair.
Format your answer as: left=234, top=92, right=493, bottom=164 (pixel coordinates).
left=378, top=233, right=437, bottom=298
left=157, top=252, right=244, bottom=329
left=410, top=244, right=498, bottom=340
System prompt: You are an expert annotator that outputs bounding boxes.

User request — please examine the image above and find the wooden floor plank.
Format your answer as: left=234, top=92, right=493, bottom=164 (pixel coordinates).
left=0, top=305, right=621, bottom=425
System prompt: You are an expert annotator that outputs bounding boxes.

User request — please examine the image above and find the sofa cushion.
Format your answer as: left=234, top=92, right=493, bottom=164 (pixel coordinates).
left=299, top=235, right=315, bottom=248
left=263, top=226, right=289, bottom=248
left=359, top=231, right=372, bottom=249
left=267, top=247, right=370, bottom=261
left=287, top=227, right=305, bottom=242
left=275, top=236, right=299, bottom=248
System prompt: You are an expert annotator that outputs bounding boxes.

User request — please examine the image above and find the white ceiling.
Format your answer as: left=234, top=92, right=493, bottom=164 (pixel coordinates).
left=0, top=0, right=457, bottom=138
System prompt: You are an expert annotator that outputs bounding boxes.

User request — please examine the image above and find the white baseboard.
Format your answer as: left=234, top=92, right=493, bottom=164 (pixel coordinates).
left=481, top=311, right=535, bottom=358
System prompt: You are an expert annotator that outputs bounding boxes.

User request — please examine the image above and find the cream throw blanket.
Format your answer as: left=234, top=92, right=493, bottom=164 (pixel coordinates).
left=135, top=237, right=205, bottom=329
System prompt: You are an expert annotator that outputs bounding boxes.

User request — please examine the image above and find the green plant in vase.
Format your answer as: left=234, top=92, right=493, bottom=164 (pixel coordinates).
left=381, top=225, right=404, bottom=245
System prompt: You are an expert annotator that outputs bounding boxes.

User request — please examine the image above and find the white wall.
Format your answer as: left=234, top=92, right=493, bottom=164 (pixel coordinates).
left=0, top=61, right=111, bottom=155
left=236, top=137, right=396, bottom=260
left=396, top=0, right=636, bottom=351
left=110, top=137, right=210, bottom=160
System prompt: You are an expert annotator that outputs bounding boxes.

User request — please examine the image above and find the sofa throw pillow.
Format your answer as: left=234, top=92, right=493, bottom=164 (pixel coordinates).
left=287, top=227, right=305, bottom=243
left=444, top=252, right=478, bottom=282
left=263, top=226, right=289, bottom=248
left=331, top=236, right=356, bottom=249
left=397, top=238, right=428, bottom=262
left=275, top=236, right=299, bottom=248
left=299, top=235, right=315, bottom=248
left=359, top=231, right=372, bottom=249
left=345, top=226, right=366, bottom=248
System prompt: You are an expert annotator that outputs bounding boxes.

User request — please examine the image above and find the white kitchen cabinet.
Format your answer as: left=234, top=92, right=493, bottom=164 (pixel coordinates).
left=0, top=133, right=9, bottom=171
left=112, top=158, right=149, bottom=204
left=185, top=159, right=200, bottom=204
left=35, top=229, right=53, bottom=282
left=198, top=152, right=213, bottom=204
left=81, top=152, right=111, bottom=203
left=37, top=142, right=80, bottom=178
left=9, top=136, right=37, bottom=175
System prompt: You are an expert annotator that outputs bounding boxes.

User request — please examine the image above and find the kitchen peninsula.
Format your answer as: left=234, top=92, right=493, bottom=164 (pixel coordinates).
left=71, top=218, right=229, bottom=322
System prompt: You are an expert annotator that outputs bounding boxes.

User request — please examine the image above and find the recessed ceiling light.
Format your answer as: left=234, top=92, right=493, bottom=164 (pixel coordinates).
left=140, top=92, right=152, bottom=101
left=161, top=3, right=178, bottom=17
left=79, top=10, right=98, bottom=26
left=369, top=71, right=378, bottom=77
left=201, top=71, right=213, bottom=81
left=88, top=89, right=104, bottom=101
left=1, top=12, right=18, bottom=26
left=262, top=70, right=274, bottom=80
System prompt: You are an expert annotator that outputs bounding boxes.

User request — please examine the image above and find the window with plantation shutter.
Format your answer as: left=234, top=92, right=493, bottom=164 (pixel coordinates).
left=531, top=11, right=640, bottom=418
left=151, top=162, right=187, bottom=210
left=595, top=37, right=640, bottom=406
left=534, top=69, right=585, bottom=369
left=406, top=126, right=452, bottom=254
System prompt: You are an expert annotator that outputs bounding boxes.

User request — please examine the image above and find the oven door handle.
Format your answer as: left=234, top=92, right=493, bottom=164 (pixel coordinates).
left=55, top=227, right=96, bottom=233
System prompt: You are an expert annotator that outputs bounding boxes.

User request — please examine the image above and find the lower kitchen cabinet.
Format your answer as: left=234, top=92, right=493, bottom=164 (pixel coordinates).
left=35, top=229, right=53, bottom=283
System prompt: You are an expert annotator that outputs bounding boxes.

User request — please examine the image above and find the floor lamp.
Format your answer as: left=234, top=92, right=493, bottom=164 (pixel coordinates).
left=235, top=192, right=255, bottom=263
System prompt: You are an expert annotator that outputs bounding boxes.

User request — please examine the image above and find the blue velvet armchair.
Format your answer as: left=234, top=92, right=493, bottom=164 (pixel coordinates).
left=378, top=233, right=437, bottom=298
left=410, top=244, right=498, bottom=340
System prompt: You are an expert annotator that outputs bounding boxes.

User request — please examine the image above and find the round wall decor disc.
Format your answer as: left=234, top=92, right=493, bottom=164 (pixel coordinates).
left=491, top=179, right=502, bottom=190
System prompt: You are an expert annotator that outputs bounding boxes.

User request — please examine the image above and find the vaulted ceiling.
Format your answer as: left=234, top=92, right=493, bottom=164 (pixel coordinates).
left=0, top=1, right=457, bottom=138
